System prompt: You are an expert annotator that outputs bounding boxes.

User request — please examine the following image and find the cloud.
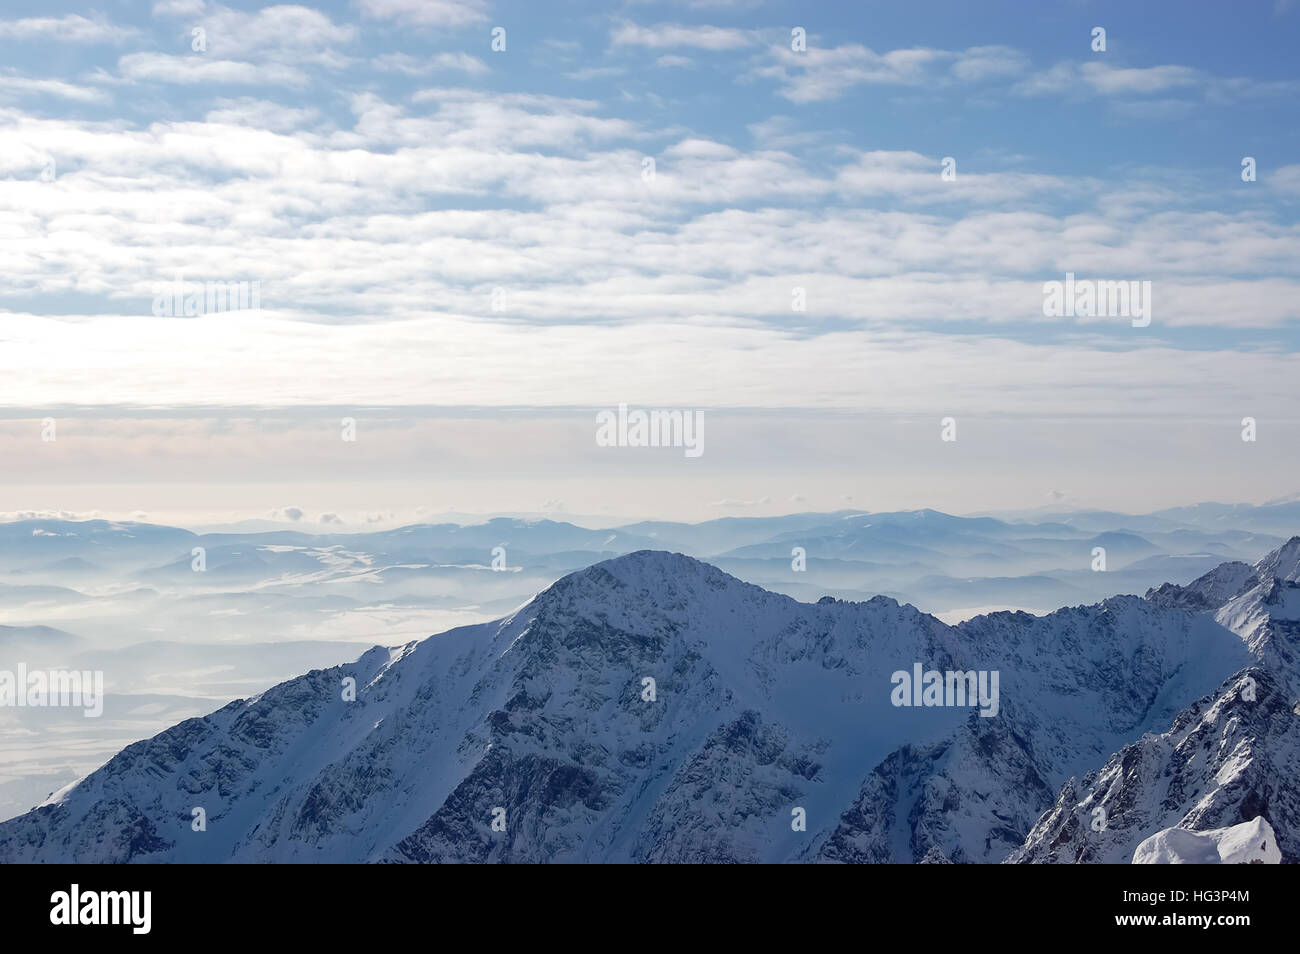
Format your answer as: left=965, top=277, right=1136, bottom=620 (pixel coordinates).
left=0, top=61, right=1296, bottom=440
left=202, top=5, right=357, bottom=65
left=1015, top=60, right=1297, bottom=106
left=1269, top=164, right=1300, bottom=194
left=1, top=80, right=1296, bottom=344
left=1017, top=61, right=1200, bottom=97
left=204, top=98, right=322, bottom=132
left=1079, top=63, right=1200, bottom=95
left=0, top=510, right=96, bottom=522
left=746, top=115, right=819, bottom=149
left=755, top=43, right=952, bottom=102
left=354, top=0, right=489, bottom=27
left=832, top=150, right=1077, bottom=204
left=3, top=304, right=1295, bottom=418
left=1108, top=98, right=1197, bottom=121
left=0, top=14, right=137, bottom=44
left=374, top=52, right=489, bottom=75
left=564, top=66, right=626, bottom=81
left=755, top=42, right=1289, bottom=111
left=152, top=0, right=207, bottom=17
left=0, top=0, right=1287, bottom=526
left=611, top=21, right=754, bottom=50
left=117, top=53, right=311, bottom=86
left=0, top=73, right=110, bottom=103
left=950, top=45, right=1029, bottom=82
left=680, top=0, right=764, bottom=8
left=753, top=41, right=1036, bottom=102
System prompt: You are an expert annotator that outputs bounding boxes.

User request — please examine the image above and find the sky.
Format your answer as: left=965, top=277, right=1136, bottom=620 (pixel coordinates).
left=0, top=0, right=1297, bottom=526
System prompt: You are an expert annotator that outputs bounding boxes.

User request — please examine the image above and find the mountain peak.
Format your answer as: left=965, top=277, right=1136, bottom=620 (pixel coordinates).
left=582, top=548, right=740, bottom=590
left=1256, top=536, right=1300, bottom=583
left=0, top=546, right=1290, bottom=864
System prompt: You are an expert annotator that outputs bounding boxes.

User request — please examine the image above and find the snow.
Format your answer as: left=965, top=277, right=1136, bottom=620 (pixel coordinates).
left=1132, top=817, right=1280, bottom=864
left=3, top=545, right=1298, bottom=864
left=1256, top=537, right=1300, bottom=583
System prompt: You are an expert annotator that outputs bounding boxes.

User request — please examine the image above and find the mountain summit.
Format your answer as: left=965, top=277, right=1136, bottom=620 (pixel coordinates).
left=0, top=549, right=1293, bottom=863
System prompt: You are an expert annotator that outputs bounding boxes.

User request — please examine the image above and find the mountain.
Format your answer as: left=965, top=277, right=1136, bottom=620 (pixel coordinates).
left=1150, top=501, right=1300, bottom=538
left=982, top=499, right=1300, bottom=539
left=1012, top=538, right=1300, bottom=863
left=0, top=520, right=197, bottom=576
left=0, top=623, right=81, bottom=648
left=808, top=594, right=1251, bottom=863
left=1147, top=536, right=1300, bottom=696
left=5, top=540, right=1293, bottom=864
left=1007, top=668, right=1300, bottom=863
left=0, top=552, right=956, bottom=861
left=611, top=511, right=867, bottom=554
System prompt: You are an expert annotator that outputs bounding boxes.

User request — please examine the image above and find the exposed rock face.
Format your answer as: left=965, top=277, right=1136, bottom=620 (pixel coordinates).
left=1009, top=670, right=1300, bottom=863
left=1145, top=561, right=1256, bottom=611
left=0, top=552, right=964, bottom=863
left=2, top=541, right=1298, bottom=864
left=1013, top=536, right=1300, bottom=865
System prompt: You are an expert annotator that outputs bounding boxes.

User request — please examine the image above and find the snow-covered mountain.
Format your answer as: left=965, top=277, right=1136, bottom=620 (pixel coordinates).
left=810, top=595, right=1252, bottom=863
left=2, top=542, right=1297, bottom=863
left=1, top=506, right=1286, bottom=823
left=1145, top=536, right=1300, bottom=700
left=1007, top=668, right=1299, bottom=864
left=1013, top=539, right=1300, bottom=863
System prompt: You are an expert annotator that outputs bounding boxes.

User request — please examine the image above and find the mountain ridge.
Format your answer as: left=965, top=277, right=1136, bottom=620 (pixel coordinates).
left=3, top=540, right=1297, bottom=863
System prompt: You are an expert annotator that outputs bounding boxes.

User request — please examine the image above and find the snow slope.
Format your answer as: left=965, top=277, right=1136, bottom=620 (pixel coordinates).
left=1008, top=669, right=1300, bottom=863
left=1132, top=816, right=1279, bottom=864
left=0, top=546, right=1291, bottom=863
left=1013, top=537, right=1300, bottom=863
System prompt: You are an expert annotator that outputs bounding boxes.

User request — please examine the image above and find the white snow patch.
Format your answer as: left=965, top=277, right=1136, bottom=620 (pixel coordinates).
left=1132, top=816, right=1280, bottom=864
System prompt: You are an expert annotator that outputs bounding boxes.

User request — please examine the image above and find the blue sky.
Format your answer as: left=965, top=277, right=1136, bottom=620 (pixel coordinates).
left=0, top=0, right=1297, bottom=524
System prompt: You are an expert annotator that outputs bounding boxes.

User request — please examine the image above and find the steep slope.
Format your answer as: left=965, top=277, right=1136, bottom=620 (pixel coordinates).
left=0, top=553, right=965, bottom=862
left=1144, top=536, right=1300, bottom=699
left=1012, top=537, right=1300, bottom=864
left=0, top=550, right=1272, bottom=864
left=810, top=597, right=1252, bottom=863
left=1008, top=669, right=1300, bottom=863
